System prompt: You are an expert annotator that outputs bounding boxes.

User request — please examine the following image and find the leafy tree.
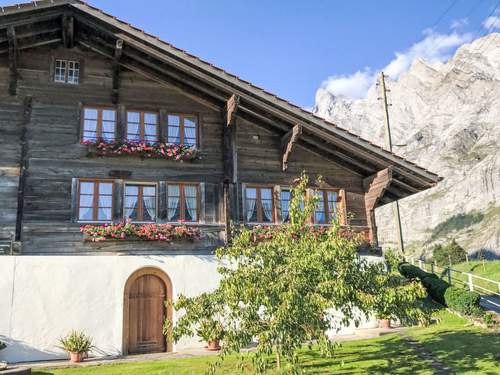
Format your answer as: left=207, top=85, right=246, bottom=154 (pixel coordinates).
left=432, top=240, right=467, bottom=266
left=169, top=174, right=426, bottom=374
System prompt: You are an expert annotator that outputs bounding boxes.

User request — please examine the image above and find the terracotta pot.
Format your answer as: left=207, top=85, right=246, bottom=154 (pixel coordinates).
left=378, top=319, right=391, bottom=329
left=69, top=351, right=84, bottom=363
left=206, top=340, right=221, bottom=351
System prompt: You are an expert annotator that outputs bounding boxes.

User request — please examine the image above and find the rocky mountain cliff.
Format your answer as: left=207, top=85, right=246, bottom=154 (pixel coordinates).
left=314, top=33, right=500, bottom=257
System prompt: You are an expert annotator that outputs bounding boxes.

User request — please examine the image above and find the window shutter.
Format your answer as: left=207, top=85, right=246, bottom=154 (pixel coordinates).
left=198, top=183, right=206, bottom=224
left=202, top=183, right=220, bottom=224
left=70, top=178, right=79, bottom=223
left=158, top=181, right=167, bottom=221
left=113, top=179, right=124, bottom=221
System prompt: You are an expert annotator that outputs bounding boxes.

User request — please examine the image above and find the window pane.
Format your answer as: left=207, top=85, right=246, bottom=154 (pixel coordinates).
left=80, top=182, right=94, bottom=194
left=54, top=60, right=66, bottom=82
left=185, top=117, right=196, bottom=128
left=245, top=188, right=258, bottom=222
left=125, top=185, right=139, bottom=196
left=144, top=113, right=157, bottom=125
left=167, top=185, right=180, bottom=197
left=98, top=195, right=112, bottom=208
left=102, top=121, right=115, bottom=134
left=261, top=188, right=272, bottom=200
left=184, top=197, right=197, bottom=221
left=168, top=115, right=180, bottom=126
left=98, top=207, right=112, bottom=221
left=67, top=61, right=79, bottom=84
left=84, top=119, right=97, bottom=132
left=84, top=108, right=98, bottom=120
left=145, top=124, right=157, bottom=136
left=99, top=183, right=113, bottom=195
left=79, top=195, right=93, bottom=208
left=79, top=206, right=93, bottom=221
left=143, top=194, right=156, bottom=221
left=102, top=110, right=116, bottom=122
left=127, top=112, right=140, bottom=123
left=281, top=189, right=290, bottom=222
left=167, top=197, right=180, bottom=221
left=168, top=125, right=180, bottom=143
left=127, top=123, right=140, bottom=140
left=143, top=186, right=156, bottom=196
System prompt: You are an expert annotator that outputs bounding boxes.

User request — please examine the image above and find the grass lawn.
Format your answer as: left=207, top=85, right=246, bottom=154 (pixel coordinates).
left=407, top=310, right=500, bottom=375
left=32, top=310, right=500, bottom=375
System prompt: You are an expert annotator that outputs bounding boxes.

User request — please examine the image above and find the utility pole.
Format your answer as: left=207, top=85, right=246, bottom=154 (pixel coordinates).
left=378, top=71, right=405, bottom=253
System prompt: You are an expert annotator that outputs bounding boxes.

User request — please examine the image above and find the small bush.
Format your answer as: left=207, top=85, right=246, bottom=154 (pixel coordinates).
left=444, top=287, right=481, bottom=316
left=484, top=312, right=498, bottom=328
left=432, top=240, right=467, bottom=266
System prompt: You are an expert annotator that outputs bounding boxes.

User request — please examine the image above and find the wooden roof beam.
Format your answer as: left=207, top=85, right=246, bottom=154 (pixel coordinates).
left=281, top=124, right=302, bottom=172
left=224, top=94, right=240, bottom=127
left=111, top=38, right=123, bottom=104
left=364, top=168, right=393, bottom=211
left=61, top=14, right=74, bottom=48
left=7, top=25, right=18, bottom=96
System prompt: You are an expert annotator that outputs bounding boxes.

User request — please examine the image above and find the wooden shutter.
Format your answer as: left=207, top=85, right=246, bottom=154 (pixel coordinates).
left=70, top=178, right=79, bottom=223
left=113, top=179, right=124, bottom=221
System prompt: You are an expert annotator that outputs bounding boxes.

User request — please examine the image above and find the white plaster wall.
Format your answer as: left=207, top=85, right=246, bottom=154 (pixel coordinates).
left=0, top=255, right=221, bottom=363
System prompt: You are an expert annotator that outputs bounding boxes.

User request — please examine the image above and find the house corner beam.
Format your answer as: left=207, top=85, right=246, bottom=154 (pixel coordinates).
left=281, top=124, right=302, bottom=172
left=7, top=25, right=18, bottom=96
left=112, top=39, right=124, bottom=104
left=62, top=15, right=74, bottom=48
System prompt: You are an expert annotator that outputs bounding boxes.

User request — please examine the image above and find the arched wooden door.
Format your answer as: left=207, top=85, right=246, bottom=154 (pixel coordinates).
left=123, top=268, right=172, bottom=355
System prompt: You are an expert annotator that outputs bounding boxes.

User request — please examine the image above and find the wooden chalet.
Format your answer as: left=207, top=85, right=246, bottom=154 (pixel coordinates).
left=0, top=0, right=441, bottom=361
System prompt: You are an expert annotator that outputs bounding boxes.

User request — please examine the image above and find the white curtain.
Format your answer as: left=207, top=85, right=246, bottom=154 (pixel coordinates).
left=184, top=126, right=196, bottom=145
left=184, top=186, right=197, bottom=221
left=125, top=196, right=138, bottom=220
left=143, top=196, right=156, bottom=221
left=262, top=200, right=273, bottom=222
left=79, top=194, right=93, bottom=220
left=168, top=126, right=181, bottom=144
left=167, top=185, right=180, bottom=221
left=246, top=199, right=256, bottom=222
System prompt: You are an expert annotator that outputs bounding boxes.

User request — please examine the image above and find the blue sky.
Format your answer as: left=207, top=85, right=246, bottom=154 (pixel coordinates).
left=2, top=0, right=500, bottom=107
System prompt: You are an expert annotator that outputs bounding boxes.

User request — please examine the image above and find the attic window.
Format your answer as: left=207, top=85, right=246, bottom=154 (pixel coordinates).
left=54, top=59, right=80, bottom=84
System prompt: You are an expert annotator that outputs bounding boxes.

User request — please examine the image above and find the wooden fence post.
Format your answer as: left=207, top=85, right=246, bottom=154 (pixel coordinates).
left=467, top=273, right=473, bottom=292
left=431, top=262, right=434, bottom=274
left=447, top=268, right=452, bottom=285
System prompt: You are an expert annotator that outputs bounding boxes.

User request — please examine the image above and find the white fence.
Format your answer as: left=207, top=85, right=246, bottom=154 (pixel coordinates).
left=406, top=258, right=500, bottom=300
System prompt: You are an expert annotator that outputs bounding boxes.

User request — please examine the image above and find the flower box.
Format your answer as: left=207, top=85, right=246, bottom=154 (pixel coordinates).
left=80, top=222, right=201, bottom=243
left=83, top=140, right=198, bottom=162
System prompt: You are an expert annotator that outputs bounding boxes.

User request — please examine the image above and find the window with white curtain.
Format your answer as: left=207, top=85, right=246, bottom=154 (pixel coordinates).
left=245, top=186, right=274, bottom=223
left=126, top=111, right=159, bottom=143
left=313, top=189, right=339, bottom=224
left=82, top=107, right=116, bottom=142
left=167, top=114, right=198, bottom=146
left=280, top=188, right=291, bottom=222
left=54, top=59, right=80, bottom=84
left=78, top=180, right=113, bottom=222
left=124, top=184, right=157, bottom=222
left=167, top=184, right=198, bottom=222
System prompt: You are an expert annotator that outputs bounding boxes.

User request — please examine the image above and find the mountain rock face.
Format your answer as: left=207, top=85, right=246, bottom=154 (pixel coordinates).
left=314, top=33, right=500, bottom=257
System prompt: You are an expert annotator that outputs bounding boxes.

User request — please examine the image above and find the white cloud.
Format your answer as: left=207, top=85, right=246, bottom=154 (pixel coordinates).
left=320, top=29, right=473, bottom=100
left=450, top=18, right=468, bottom=30
left=483, top=9, right=500, bottom=30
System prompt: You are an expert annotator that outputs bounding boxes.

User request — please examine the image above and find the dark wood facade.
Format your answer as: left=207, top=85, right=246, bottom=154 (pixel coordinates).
left=0, top=1, right=441, bottom=255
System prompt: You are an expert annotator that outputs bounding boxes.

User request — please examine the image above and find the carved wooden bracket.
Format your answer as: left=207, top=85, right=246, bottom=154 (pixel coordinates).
left=112, top=39, right=124, bottom=104
left=225, top=94, right=240, bottom=127
left=281, top=124, right=302, bottom=171
left=62, top=15, right=74, bottom=48
left=363, top=167, right=393, bottom=246
left=7, top=25, right=18, bottom=96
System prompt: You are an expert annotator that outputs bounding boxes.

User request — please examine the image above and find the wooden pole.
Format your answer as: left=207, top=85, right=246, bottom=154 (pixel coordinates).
left=379, top=72, right=404, bottom=253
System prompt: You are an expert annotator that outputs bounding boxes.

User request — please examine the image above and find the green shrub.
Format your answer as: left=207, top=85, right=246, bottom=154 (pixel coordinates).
left=483, top=312, right=498, bottom=328
left=432, top=240, right=467, bottom=266
left=444, top=287, right=481, bottom=316
left=421, top=276, right=449, bottom=305
left=398, top=262, right=436, bottom=280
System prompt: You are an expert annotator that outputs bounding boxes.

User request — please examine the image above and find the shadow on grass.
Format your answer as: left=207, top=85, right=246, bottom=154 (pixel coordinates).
left=412, top=329, right=500, bottom=374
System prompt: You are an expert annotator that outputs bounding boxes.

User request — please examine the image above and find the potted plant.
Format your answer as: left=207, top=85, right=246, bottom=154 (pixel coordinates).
left=377, top=314, right=391, bottom=329
left=59, top=330, right=93, bottom=362
left=197, top=320, right=224, bottom=351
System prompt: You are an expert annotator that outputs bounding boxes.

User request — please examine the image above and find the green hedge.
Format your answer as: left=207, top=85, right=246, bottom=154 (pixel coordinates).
left=397, top=262, right=481, bottom=316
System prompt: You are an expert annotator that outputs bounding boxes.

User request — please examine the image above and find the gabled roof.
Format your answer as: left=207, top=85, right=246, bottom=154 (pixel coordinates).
left=0, top=0, right=442, bottom=205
